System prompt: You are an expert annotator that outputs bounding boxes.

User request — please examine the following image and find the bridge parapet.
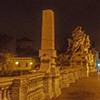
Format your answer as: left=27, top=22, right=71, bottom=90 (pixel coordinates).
left=0, top=73, right=45, bottom=100
left=60, top=66, right=87, bottom=89
left=0, top=66, right=88, bottom=100
left=10, top=73, right=45, bottom=100
left=0, top=78, right=13, bottom=100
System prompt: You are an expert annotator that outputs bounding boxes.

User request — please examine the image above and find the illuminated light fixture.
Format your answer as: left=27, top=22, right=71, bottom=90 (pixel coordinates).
left=30, top=62, right=33, bottom=65
left=98, top=63, right=100, bottom=67
left=15, top=61, right=19, bottom=65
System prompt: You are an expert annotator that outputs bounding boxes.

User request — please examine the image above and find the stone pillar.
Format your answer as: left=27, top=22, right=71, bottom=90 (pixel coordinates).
left=39, top=10, right=56, bottom=72
left=39, top=10, right=61, bottom=99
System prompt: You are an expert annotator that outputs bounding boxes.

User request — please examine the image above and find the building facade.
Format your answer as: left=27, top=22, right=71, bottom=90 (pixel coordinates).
left=11, top=57, right=35, bottom=70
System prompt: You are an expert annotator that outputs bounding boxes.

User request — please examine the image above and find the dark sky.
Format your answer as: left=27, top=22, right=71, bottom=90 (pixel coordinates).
left=0, top=0, right=100, bottom=51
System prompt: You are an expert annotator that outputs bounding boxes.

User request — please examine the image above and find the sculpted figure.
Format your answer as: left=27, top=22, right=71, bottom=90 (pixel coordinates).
left=71, top=26, right=86, bottom=55
left=68, top=26, right=91, bottom=63
left=57, top=26, right=95, bottom=71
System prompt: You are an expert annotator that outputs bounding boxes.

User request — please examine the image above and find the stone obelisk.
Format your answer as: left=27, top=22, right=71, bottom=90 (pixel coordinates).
left=39, top=10, right=61, bottom=99
left=39, top=10, right=56, bottom=73
left=41, top=9, right=55, bottom=50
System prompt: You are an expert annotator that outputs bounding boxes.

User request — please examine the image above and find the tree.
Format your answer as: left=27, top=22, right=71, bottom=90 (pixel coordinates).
left=0, top=34, right=16, bottom=76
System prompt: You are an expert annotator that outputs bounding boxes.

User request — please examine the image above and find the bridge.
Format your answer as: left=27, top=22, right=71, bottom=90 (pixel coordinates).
left=0, top=10, right=97, bottom=100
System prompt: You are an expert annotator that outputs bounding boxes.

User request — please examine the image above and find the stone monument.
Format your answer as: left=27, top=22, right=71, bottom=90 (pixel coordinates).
left=39, top=10, right=56, bottom=73
left=39, top=10, right=61, bottom=99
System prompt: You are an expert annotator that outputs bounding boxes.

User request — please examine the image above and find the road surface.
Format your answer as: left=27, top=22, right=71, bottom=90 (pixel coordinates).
left=52, top=72, right=100, bottom=100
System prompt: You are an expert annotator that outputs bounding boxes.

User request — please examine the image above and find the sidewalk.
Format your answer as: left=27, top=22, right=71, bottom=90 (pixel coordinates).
left=52, top=73, right=100, bottom=100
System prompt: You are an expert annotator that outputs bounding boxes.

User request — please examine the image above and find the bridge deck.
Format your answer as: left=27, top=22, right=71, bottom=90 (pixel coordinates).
left=52, top=72, right=100, bottom=100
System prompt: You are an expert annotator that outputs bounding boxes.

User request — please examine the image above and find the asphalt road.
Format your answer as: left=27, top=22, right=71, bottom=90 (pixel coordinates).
left=52, top=72, right=100, bottom=100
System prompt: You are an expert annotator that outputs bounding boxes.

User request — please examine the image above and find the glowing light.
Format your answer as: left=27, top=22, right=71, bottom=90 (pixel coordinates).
left=30, top=62, right=33, bottom=65
left=98, top=63, right=100, bottom=67
left=15, top=62, right=19, bottom=65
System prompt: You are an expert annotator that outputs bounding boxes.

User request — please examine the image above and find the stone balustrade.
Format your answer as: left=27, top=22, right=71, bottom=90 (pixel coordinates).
left=60, top=66, right=87, bottom=89
left=10, top=73, right=45, bottom=100
left=0, top=78, right=13, bottom=100
left=27, top=73, right=45, bottom=100
left=0, top=73, right=45, bottom=100
left=0, top=67, right=87, bottom=100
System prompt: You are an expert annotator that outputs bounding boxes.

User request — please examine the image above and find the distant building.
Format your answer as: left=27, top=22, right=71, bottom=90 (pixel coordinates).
left=11, top=57, right=35, bottom=70
left=0, top=35, right=38, bottom=71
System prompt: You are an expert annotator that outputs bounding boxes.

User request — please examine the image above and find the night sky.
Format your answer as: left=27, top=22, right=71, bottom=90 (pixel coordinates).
left=0, top=0, right=100, bottom=51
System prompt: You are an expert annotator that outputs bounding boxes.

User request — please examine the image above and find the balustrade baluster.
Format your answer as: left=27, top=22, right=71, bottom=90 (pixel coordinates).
left=0, top=90, right=3, bottom=100
left=2, top=88, right=8, bottom=100
left=6, top=88, right=11, bottom=100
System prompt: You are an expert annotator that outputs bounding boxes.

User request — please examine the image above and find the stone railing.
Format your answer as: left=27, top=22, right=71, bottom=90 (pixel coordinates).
left=27, top=74, right=45, bottom=100
left=59, top=66, right=87, bottom=89
left=0, top=66, right=87, bottom=100
left=0, top=73, right=45, bottom=100
left=10, top=73, right=45, bottom=100
left=0, top=77, right=13, bottom=100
